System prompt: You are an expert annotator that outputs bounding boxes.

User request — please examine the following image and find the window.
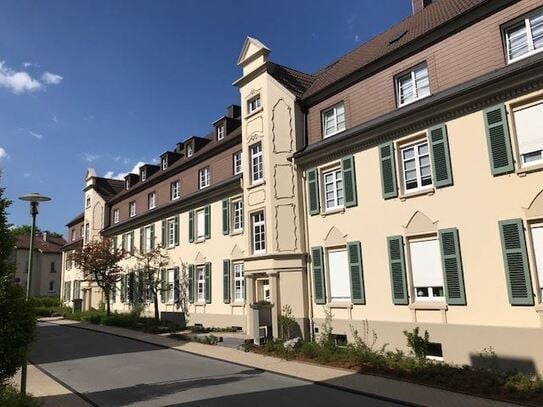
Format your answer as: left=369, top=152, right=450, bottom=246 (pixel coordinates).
left=252, top=211, right=265, bottom=254
left=63, top=281, right=71, bottom=301
left=323, top=168, right=344, bottom=210
left=512, top=101, right=543, bottom=167
left=140, top=169, right=146, bottom=181
left=171, top=181, right=180, bottom=200
left=531, top=225, right=543, bottom=300
left=84, top=223, right=90, bottom=242
left=322, top=102, right=346, bottom=138
left=327, top=248, right=351, bottom=302
left=125, top=232, right=133, bottom=252
left=129, top=201, right=136, bottom=218
left=167, top=268, right=175, bottom=302
left=187, top=144, right=193, bottom=157
left=148, top=192, right=156, bottom=210
left=125, top=179, right=130, bottom=190
left=250, top=143, right=263, bottom=183
left=162, top=157, right=168, bottom=170
left=505, top=9, right=543, bottom=63
left=199, top=167, right=210, bottom=189
left=233, top=151, right=242, bottom=175
left=71, top=228, right=76, bottom=241
left=396, top=63, right=430, bottom=106
left=196, top=210, right=205, bottom=241
left=233, top=263, right=245, bottom=302
left=80, top=224, right=84, bottom=238
left=248, top=95, right=261, bottom=114
left=113, top=208, right=120, bottom=224
left=167, top=218, right=176, bottom=248
left=232, top=199, right=243, bottom=232
left=409, top=238, right=445, bottom=301
left=217, top=124, right=225, bottom=141
left=73, top=280, right=81, bottom=300
left=48, top=280, right=54, bottom=292
left=50, top=261, right=56, bottom=273
left=197, top=266, right=205, bottom=302
left=401, top=139, right=432, bottom=192
left=144, top=226, right=153, bottom=252
left=85, top=196, right=91, bottom=208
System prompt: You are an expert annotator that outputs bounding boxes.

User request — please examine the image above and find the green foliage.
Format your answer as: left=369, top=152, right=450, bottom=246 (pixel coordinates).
left=29, top=296, right=61, bottom=308
left=278, top=304, right=300, bottom=340
left=0, top=385, right=40, bottom=407
left=10, top=225, right=63, bottom=239
left=318, top=308, right=335, bottom=349
left=403, top=327, right=430, bottom=359
left=33, top=306, right=71, bottom=317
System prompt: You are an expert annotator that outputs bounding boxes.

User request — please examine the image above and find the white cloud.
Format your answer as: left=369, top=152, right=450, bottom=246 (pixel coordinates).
left=22, top=62, right=39, bottom=68
left=52, top=115, right=58, bottom=123
left=41, top=71, right=63, bottom=85
left=354, top=34, right=360, bottom=43
left=0, top=147, right=8, bottom=161
left=83, top=153, right=100, bottom=162
left=0, top=61, right=42, bottom=94
left=104, top=161, right=145, bottom=180
left=29, top=130, right=43, bottom=140
left=23, top=172, right=31, bottom=178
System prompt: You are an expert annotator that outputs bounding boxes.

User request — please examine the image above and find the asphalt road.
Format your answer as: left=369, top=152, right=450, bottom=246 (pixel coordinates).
left=30, top=322, right=403, bottom=407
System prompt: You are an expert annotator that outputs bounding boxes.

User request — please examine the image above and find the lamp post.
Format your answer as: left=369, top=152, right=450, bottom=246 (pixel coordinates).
left=18, top=192, right=51, bottom=396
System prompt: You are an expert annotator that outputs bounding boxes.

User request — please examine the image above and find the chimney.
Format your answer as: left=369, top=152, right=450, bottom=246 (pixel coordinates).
left=226, top=105, right=241, bottom=119
left=412, top=0, right=432, bottom=14
left=42, top=231, right=47, bottom=242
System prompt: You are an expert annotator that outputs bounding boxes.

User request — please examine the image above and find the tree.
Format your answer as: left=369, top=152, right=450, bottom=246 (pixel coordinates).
left=131, top=244, right=170, bottom=322
left=70, top=238, right=125, bottom=316
left=10, top=225, right=63, bottom=239
left=0, top=174, right=36, bottom=384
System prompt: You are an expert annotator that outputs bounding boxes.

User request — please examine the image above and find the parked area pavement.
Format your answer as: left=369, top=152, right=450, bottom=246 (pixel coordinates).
left=30, top=319, right=519, bottom=407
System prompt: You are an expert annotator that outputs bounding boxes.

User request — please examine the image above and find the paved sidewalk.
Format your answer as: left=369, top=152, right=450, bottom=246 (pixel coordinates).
left=45, top=318, right=521, bottom=407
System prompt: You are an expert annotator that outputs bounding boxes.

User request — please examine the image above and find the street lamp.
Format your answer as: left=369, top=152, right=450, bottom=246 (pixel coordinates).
left=18, top=192, right=51, bottom=396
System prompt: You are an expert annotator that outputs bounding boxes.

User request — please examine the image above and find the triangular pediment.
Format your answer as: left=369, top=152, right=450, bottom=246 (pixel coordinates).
left=237, top=36, right=270, bottom=66
left=524, top=189, right=543, bottom=219
left=404, top=211, right=438, bottom=235
left=324, top=226, right=347, bottom=247
left=194, top=251, right=207, bottom=264
left=230, top=244, right=244, bottom=258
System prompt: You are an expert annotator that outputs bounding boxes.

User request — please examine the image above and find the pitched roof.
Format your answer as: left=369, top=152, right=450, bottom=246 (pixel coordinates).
left=66, top=212, right=84, bottom=227
left=303, top=0, right=487, bottom=98
left=94, top=177, right=125, bottom=201
left=267, top=62, right=315, bottom=98
left=14, top=234, right=67, bottom=254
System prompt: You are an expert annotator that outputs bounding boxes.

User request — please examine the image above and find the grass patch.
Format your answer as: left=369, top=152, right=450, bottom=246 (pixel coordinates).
left=0, top=385, right=40, bottom=407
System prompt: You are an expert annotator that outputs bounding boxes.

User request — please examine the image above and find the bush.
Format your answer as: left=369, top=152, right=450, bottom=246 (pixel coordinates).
left=403, top=327, right=430, bottom=359
left=0, top=385, right=40, bottom=407
left=29, top=296, right=61, bottom=308
left=64, top=309, right=105, bottom=324
left=33, top=306, right=71, bottom=318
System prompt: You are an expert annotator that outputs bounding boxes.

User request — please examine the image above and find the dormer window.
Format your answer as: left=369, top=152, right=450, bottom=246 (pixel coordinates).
left=248, top=95, right=261, bottom=114
left=85, top=196, right=91, bottom=209
left=217, top=124, right=225, bottom=141
left=396, top=63, right=430, bottom=107
left=504, top=8, right=543, bottom=63
left=125, top=179, right=130, bottom=190
left=187, top=144, right=194, bottom=157
left=162, top=158, right=168, bottom=170
left=140, top=169, right=146, bottom=181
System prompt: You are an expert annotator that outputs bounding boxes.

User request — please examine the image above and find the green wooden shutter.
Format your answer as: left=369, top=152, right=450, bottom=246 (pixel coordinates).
left=174, top=267, right=180, bottom=304
left=223, top=259, right=231, bottom=303
left=387, top=236, right=408, bottom=305
left=347, top=241, right=365, bottom=304
left=150, top=225, right=155, bottom=250
left=160, top=269, right=166, bottom=303
left=113, top=236, right=118, bottom=250
left=311, top=246, right=326, bottom=304
left=379, top=142, right=398, bottom=199
left=499, top=219, right=534, bottom=305
left=439, top=228, right=466, bottom=305
left=139, top=227, right=144, bottom=252
left=204, top=205, right=211, bottom=239
left=174, top=215, right=180, bottom=246
left=188, top=264, right=194, bottom=303
left=121, top=234, right=126, bottom=252
left=128, top=272, right=135, bottom=304
left=205, top=262, right=211, bottom=304
left=484, top=104, right=514, bottom=175
left=120, top=276, right=126, bottom=303
left=130, top=231, right=135, bottom=253
left=188, top=210, right=194, bottom=243
left=307, top=168, right=320, bottom=215
left=429, top=124, right=453, bottom=188
left=222, top=199, right=230, bottom=235
left=161, top=220, right=167, bottom=247
left=138, top=271, right=145, bottom=304
left=342, top=156, right=358, bottom=208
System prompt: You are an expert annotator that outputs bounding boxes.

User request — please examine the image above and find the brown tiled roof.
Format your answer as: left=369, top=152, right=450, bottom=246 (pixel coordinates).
left=267, top=62, right=315, bottom=98
left=14, top=234, right=67, bottom=254
left=94, top=177, right=125, bottom=201
left=303, top=0, right=487, bottom=98
left=66, top=212, right=84, bottom=227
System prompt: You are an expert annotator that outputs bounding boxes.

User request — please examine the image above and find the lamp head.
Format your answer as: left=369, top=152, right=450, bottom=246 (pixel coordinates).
left=18, top=193, right=51, bottom=203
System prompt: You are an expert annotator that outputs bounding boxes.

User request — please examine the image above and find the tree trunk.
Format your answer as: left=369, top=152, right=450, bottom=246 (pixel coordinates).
left=105, top=287, right=111, bottom=316
left=154, top=292, right=159, bottom=322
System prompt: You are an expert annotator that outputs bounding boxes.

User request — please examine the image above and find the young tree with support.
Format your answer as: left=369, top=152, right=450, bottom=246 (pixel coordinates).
left=70, top=238, right=125, bottom=316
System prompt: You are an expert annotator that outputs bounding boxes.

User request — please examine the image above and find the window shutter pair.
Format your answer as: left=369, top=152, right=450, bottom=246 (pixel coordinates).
left=484, top=104, right=514, bottom=176
left=160, top=269, right=166, bottom=303
left=205, top=262, right=212, bottom=304
left=223, top=260, right=231, bottom=303
left=498, top=219, right=534, bottom=305
left=222, top=199, right=230, bottom=235
left=204, top=205, right=211, bottom=239
left=188, top=264, right=194, bottom=303
left=174, top=267, right=180, bottom=304
left=188, top=211, right=194, bottom=243
left=311, top=242, right=365, bottom=305
left=307, top=156, right=357, bottom=216
left=387, top=230, right=466, bottom=306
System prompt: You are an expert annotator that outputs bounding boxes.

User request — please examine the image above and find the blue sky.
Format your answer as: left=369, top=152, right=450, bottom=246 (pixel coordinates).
left=0, top=0, right=411, bottom=235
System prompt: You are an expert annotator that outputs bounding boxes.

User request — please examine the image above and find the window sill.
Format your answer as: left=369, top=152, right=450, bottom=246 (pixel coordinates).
left=535, top=304, right=543, bottom=313
left=230, top=230, right=244, bottom=236
left=323, top=128, right=346, bottom=139
left=230, top=302, right=245, bottom=308
left=321, top=207, right=345, bottom=217
left=408, top=301, right=447, bottom=311
left=245, top=107, right=263, bottom=119
left=194, top=238, right=207, bottom=244
left=397, top=93, right=432, bottom=109
left=400, top=188, right=435, bottom=201
left=517, top=163, right=543, bottom=177
left=247, top=180, right=265, bottom=190
left=194, top=302, right=206, bottom=307
left=326, top=301, right=353, bottom=309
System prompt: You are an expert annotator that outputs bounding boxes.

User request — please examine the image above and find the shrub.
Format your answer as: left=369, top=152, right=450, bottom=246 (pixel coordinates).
left=0, top=385, right=40, bottom=407
left=403, top=327, right=430, bottom=359
left=278, top=305, right=299, bottom=340
left=33, top=306, right=71, bottom=318
left=29, top=296, right=61, bottom=308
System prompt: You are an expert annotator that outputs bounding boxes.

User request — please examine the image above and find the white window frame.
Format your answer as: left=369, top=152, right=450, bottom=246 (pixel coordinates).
left=197, top=266, right=205, bottom=303
left=162, top=157, right=168, bottom=170
left=234, top=151, right=242, bottom=175
left=248, top=95, right=261, bottom=114
left=322, top=167, right=344, bottom=211
left=167, top=218, right=176, bottom=248
left=85, top=196, right=91, bottom=208
left=322, top=102, right=346, bottom=138
left=251, top=211, right=265, bottom=254
left=171, top=181, right=180, bottom=200
left=125, top=232, right=133, bottom=252
left=167, top=268, right=175, bottom=302
left=113, top=208, right=120, bottom=224
left=408, top=237, right=445, bottom=302
left=199, top=167, right=210, bottom=189
left=511, top=99, right=543, bottom=168
left=129, top=201, right=136, bottom=218
left=187, top=144, right=194, bottom=157
left=144, top=226, right=153, bottom=252
left=217, top=124, right=225, bottom=141
left=396, top=63, right=430, bottom=107
left=326, top=248, right=351, bottom=303
left=232, top=199, right=243, bottom=232
left=504, top=9, right=543, bottom=64
left=140, top=169, right=146, bottom=181
left=148, top=192, right=156, bottom=210
left=71, top=229, right=76, bottom=241
left=400, top=138, right=433, bottom=193
left=233, top=262, right=245, bottom=302
left=196, top=209, right=205, bottom=241
left=250, top=143, right=263, bottom=184
left=530, top=224, right=543, bottom=302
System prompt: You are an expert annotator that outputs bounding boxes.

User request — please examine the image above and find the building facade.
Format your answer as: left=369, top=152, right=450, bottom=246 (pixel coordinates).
left=62, top=0, right=543, bottom=372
